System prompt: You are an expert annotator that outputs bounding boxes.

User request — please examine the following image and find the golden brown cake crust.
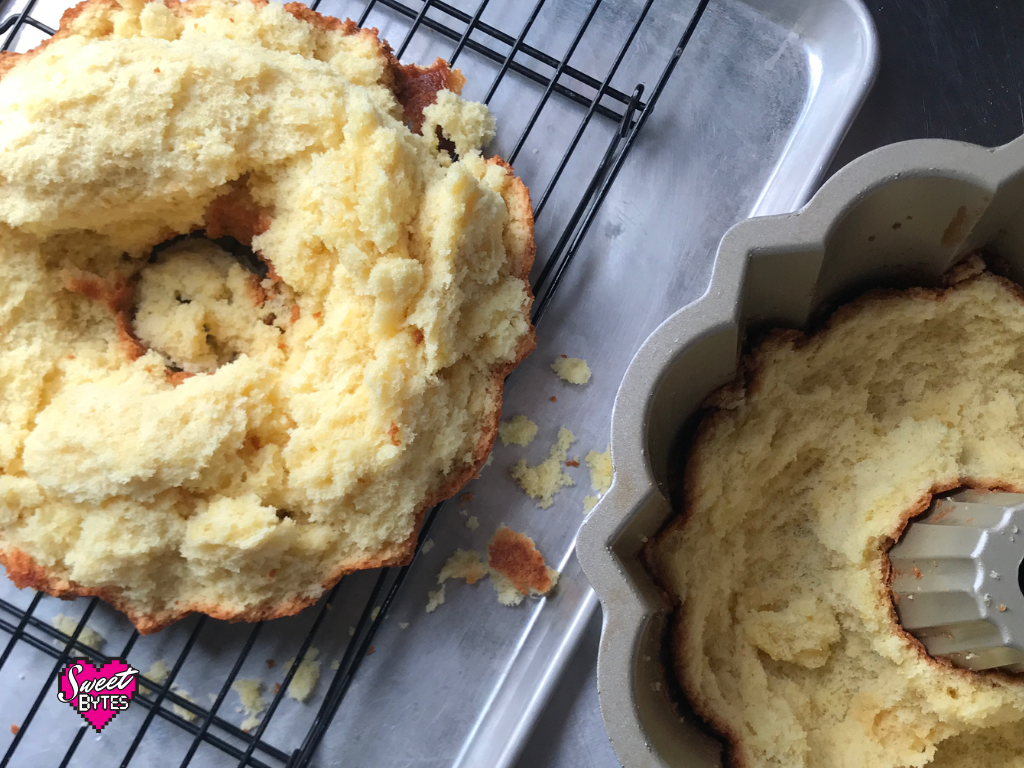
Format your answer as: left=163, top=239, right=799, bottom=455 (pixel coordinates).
left=0, top=0, right=535, bottom=633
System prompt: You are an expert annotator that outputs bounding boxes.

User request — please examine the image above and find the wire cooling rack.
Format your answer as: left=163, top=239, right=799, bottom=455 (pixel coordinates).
left=0, top=0, right=710, bottom=765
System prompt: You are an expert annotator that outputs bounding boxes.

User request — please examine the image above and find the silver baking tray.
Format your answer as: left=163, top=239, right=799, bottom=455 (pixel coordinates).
left=0, top=0, right=875, bottom=764
left=577, top=134, right=1024, bottom=767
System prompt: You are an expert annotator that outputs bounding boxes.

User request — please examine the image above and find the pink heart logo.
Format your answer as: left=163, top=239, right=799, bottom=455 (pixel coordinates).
left=57, top=659, right=138, bottom=732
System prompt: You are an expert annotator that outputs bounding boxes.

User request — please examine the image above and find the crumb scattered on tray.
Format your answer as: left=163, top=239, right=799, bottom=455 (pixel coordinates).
left=172, top=686, right=199, bottom=722
left=460, top=492, right=474, bottom=505
left=439, top=549, right=488, bottom=585
left=426, top=584, right=446, bottom=613
left=231, top=679, right=266, bottom=731
left=510, top=427, right=575, bottom=508
left=584, top=496, right=599, bottom=513
left=485, top=454, right=494, bottom=467
left=371, top=606, right=381, bottom=621
left=366, top=645, right=375, bottom=656
left=422, top=539, right=435, bottom=554
left=140, top=659, right=170, bottom=696
left=285, top=648, right=321, bottom=703
left=348, top=626, right=355, bottom=637
left=499, top=415, right=539, bottom=446
left=51, top=614, right=105, bottom=651
left=9, top=725, right=18, bottom=735
left=566, top=459, right=579, bottom=467
left=550, top=396, right=557, bottom=402
left=466, top=515, right=479, bottom=530
left=266, top=659, right=275, bottom=669
left=487, top=526, right=559, bottom=606
left=399, top=622, right=409, bottom=630
left=551, top=356, right=591, bottom=385
left=586, top=446, right=612, bottom=494
left=330, top=659, right=340, bottom=670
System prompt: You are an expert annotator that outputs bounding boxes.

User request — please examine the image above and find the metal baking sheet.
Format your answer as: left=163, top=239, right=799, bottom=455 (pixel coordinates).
left=0, top=0, right=876, bottom=765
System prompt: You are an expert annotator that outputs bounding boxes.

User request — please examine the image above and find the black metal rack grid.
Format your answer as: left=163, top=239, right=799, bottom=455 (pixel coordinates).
left=0, top=0, right=711, bottom=764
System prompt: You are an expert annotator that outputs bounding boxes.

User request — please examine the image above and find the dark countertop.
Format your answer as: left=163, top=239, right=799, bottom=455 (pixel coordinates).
left=520, top=2, right=1024, bottom=766
left=829, top=0, right=1024, bottom=174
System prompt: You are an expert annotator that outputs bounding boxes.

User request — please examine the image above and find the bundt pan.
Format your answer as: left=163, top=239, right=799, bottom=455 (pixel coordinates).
left=576, top=134, right=1024, bottom=767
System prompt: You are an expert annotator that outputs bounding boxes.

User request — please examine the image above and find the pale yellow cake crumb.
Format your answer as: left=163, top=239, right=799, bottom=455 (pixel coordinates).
left=140, top=659, right=170, bottom=696
left=370, top=606, right=380, bottom=621
left=489, top=570, right=524, bottom=607
left=231, top=679, right=266, bottom=731
left=285, top=648, right=320, bottom=703
left=583, top=496, right=599, bottom=513
left=586, top=446, right=612, bottom=494
left=422, top=540, right=435, bottom=554
left=498, top=415, right=538, bottom=447
left=551, top=357, right=591, bottom=385
left=426, top=585, right=446, bottom=613
left=51, top=614, right=105, bottom=651
left=171, top=687, right=199, bottom=722
left=398, top=622, right=409, bottom=630
left=466, top=516, right=480, bottom=530
left=510, top=428, right=576, bottom=508
left=330, top=659, right=340, bottom=671
left=438, top=549, right=488, bottom=585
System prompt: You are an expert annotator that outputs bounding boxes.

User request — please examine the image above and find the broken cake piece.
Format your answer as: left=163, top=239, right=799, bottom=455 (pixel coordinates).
left=487, top=526, right=559, bottom=606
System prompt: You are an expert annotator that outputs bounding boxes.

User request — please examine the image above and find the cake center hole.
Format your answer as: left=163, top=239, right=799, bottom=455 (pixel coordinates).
left=135, top=235, right=295, bottom=376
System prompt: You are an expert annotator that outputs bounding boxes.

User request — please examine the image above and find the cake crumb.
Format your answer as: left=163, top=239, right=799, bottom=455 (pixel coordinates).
left=140, top=659, right=170, bottom=696
left=366, top=645, right=375, bottom=656
left=371, top=606, right=381, bottom=621
left=10, top=725, right=19, bottom=735
left=487, top=526, right=559, bottom=606
left=499, top=415, right=539, bottom=446
left=550, top=396, right=557, bottom=402
left=330, top=659, right=340, bottom=670
left=485, top=454, right=494, bottom=467
left=231, top=679, right=266, bottom=731
left=266, top=659, right=275, bottom=669
left=460, top=492, right=474, bottom=505
left=583, top=496, right=599, bottom=513
left=285, top=648, right=320, bottom=703
left=586, top=446, right=612, bottom=494
left=552, top=357, right=591, bottom=385
left=348, top=626, right=355, bottom=637
left=466, top=515, right=480, bottom=530
left=172, top=687, right=199, bottom=722
left=426, top=585, right=446, bottom=613
left=439, top=549, right=488, bottom=585
left=421, top=539, right=435, bottom=554
left=566, top=459, right=579, bottom=467
left=511, top=428, right=576, bottom=508
left=51, top=614, right=105, bottom=651
left=399, top=622, right=409, bottom=630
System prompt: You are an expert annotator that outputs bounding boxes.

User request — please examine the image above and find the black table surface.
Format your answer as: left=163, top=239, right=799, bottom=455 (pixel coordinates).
left=829, top=0, right=1024, bottom=175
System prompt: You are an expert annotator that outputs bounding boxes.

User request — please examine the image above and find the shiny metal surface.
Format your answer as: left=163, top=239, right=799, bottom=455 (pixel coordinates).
left=579, top=134, right=1024, bottom=767
left=0, top=0, right=874, bottom=766
left=891, top=491, right=1024, bottom=672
